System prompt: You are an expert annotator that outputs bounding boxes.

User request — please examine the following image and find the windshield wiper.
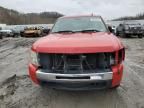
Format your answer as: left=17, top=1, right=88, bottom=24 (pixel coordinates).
left=76, top=29, right=100, bottom=33
left=52, top=30, right=75, bottom=33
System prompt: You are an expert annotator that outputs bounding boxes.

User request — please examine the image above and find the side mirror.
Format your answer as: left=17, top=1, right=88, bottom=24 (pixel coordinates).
left=108, top=26, right=113, bottom=33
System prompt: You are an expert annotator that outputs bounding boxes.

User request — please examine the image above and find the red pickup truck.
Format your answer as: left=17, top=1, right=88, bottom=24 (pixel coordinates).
left=29, top=15, right=125, bottom=90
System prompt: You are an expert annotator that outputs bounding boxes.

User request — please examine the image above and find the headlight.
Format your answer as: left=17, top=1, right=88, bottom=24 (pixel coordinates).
left=110, top=53, right=115, bottom=65
left=30, top=50, right=39, bottom=66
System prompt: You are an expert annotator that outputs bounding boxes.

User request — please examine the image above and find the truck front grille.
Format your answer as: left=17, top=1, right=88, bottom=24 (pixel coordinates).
left=38, top=53, right=115, bottom=74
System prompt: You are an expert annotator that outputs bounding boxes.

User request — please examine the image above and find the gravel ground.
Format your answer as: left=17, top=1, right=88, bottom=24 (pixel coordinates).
left=0, top=37, right=144, bottom=108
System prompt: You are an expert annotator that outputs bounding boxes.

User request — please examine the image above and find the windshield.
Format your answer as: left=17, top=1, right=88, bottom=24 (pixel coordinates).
left=51, top=16, right=108, bottom=33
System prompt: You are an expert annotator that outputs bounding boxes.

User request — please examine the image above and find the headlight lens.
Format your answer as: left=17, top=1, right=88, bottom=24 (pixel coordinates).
left=30, top=50, right=39, bottom=66
left=110, top=53, right=115, bottom=65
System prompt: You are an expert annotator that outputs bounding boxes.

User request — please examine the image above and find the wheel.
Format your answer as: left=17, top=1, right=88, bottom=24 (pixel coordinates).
left=119, top=33, right=122, bottom=37
left=20, top=35, right=23, bottom=37
left=7, top=34, right=10, bottom=37
left=0, top=33, right=2, bottom=39
left=20, top=32, right=24, bottom=37
left=125, top=34, right=130, bottom=38
left=13, top=34, right=16, bottom=38
left=36, top=33, right=40, bottom=37
left=138, top=35, right=143, bottom=38
left=0, top=36, right=2, bottom=39
left=116, top=32, right=119, bottom=36
left=120, top=32, right=126, bottom=38
left=20, top=34, right=25, bottom=37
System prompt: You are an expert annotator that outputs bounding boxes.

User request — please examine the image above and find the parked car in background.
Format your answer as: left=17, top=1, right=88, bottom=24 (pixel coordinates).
left=0, top=29, right=14, bottom=38
left=11, top=26, right=24, bottom=37
left=116, top=22, right=143, bottom=38
left=0, top=26, right=16, bottom=38
left=21, top=27, right=42, bottom=37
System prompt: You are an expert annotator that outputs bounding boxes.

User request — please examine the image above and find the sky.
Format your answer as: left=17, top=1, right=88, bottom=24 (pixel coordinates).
left=0, top=0, right=144, bottom=20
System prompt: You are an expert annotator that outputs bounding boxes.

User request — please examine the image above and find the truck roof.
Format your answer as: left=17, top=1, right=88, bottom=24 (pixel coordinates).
left=59, top=15, right=101, bottom=19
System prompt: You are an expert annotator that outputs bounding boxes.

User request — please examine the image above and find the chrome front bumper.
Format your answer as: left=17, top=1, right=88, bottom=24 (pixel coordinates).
left=36, top=70, right=113, bottom=83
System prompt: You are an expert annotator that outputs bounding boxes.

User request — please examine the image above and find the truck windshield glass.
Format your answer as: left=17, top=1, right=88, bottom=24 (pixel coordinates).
left=51, top=17, right=107, bottom=33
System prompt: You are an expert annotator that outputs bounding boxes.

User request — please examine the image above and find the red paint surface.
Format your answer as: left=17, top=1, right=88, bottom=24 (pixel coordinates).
left=28, top=63, right=39, bottom=84
left=32, top=32, right=123, bottom=54
left=112, top=64, right=124, bottom=87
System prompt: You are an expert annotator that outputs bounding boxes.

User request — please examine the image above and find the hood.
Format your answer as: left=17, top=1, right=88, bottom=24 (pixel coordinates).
left=32, top=32, right=123, bottom=53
